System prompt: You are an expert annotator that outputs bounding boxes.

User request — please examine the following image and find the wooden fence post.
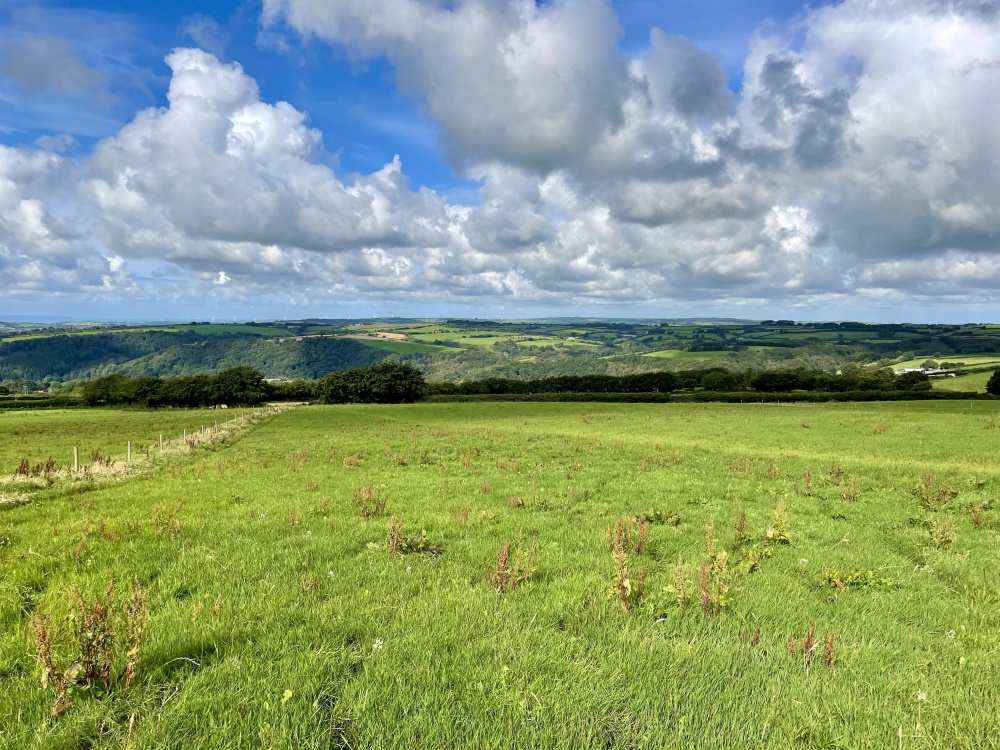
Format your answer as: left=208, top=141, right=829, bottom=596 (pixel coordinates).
left=73, top=446, right=78, bottom=473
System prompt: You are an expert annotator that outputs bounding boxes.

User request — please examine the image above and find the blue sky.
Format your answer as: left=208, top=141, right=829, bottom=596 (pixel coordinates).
left=2, top=0, right=999, bottom=323
left=1, top=0, right=829, bottom=190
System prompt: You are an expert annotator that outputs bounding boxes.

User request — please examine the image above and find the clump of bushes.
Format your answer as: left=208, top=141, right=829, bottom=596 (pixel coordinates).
left=80, top=367, right=271, bottom=407
left=824, top=567, right=901, bottom=591
left=317, top=363, right=426, bottom=404
left=28, top=573, right=148, bottom=716
left=386, top=516, right=442, bottom=555
left=488, top=538, right=537, bottom=594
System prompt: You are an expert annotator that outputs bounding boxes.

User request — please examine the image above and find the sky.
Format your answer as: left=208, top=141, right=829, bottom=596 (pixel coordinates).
left=1, top=0, right=999, bottom=324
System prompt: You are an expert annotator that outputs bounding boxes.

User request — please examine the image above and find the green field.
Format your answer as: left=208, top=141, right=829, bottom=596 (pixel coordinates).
left=513, top=338, right=599, bottom=349
left=0, top=324, right=290, bottom=344
left=0, top=327, right=176, bottom=343
left=400, top=329, right=597, bottom=349
left=0, top=408, right=244, bottom=476
left=170, top=324, right=289, bottom=337
left=407, top=330, right=535, bottom=347
left=641, top=349, right=727, bottom=361
left=753, top=331, right=880, bottom=341
left=2, top=401, right=1000, bottom=748
left=892, top=355, right=1000, bottom=370
left=932, top=371, right=994, bottom=393
left=350, top=338, right=457, bottom=354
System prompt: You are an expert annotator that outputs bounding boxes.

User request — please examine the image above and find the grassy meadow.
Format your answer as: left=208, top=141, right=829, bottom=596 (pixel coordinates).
left=640, top=350, right=727, bottom=361
left=0, top=324, right=289, bottom=344
left=892, top=355, right=1000, bottom=370
left=2, top=401, right=999, bottom=749
left=0, top=409, right=246, bottom=478
left=932, top=372, right=993, bottom=393
left=350, top=339, right=457, bottom=355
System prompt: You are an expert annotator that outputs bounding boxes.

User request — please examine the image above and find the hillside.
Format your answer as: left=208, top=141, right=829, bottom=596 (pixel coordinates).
left=3, top=318, right=1000, bottom=389
left=0, top=330, right=217, bottom=381
left=115, top=336, right=389, bottom=379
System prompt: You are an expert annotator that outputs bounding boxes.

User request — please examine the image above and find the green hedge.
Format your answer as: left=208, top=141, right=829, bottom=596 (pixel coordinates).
left=672, top=390, right=992, bottom=403
left=0, top=396, right=83, bottom=409
left=424, top=392, right=674, bottom=403
left=424, top=390, right=994, bottom=404
left=316, top=363, right=426, bottom=404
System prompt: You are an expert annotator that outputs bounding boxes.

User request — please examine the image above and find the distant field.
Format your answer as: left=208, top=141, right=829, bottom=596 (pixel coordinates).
left=0, top=408, right=231, bottom=475
left=0, top=327, right=176, bottom=343
left=1, top=323, right=289, bottom=344
left=352, top=339, right=457, bottom=354
left=893, top=355, right=1000, bottom=370
left=169, top=324, right=289, bottom=337
left=406, top=331, right=598, bottom=349
left=350, top=323, right=446, bottom=335
left=754, top=330, right=879, bottom=341
left=642, top=349, right=727, bottom=361
left=2, top=401, right=999, bottom=748
left=408, top=330, right=502, bottom=344
left=932, top=371, right=994, bottom=393
left=514, top=337, right=599, bottom=349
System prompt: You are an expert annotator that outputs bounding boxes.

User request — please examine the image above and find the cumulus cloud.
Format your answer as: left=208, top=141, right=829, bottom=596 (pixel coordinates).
left=5, top=0, right=1000, bottom=315
left=261, top=0, right=630, bottom=172
left=642, top=30, right=733, bottom=121
left=85, top=49, right=460, bottom=298
left=0, top=145, right=135, bottom=298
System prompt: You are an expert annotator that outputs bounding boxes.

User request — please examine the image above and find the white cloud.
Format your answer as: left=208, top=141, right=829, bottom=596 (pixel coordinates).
left=6, top=0, right=1000, bottom=315
left=0, top=145, right=135, bottom=297
left=261, top=0, right=629, bottom=172
left=87, top=50, right=454, bottom=275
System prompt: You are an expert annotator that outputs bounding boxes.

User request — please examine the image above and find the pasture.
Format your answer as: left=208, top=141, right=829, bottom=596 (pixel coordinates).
left=0, top=409, right=240, bottom=478
left=350, top=339, right=456, bottom=355
left=1, top=401, right=999, bottom=749
left=933, top=372, right=993, bottom=393
left=0, top=324, right=289, bottom=344
left=640, top=350, right=727, bottom=361
left=892, top=355, right=1000, bottom=371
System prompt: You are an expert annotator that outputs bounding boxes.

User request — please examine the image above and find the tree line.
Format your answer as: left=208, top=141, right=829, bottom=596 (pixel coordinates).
left=49, top=363, right=954, bottom=410
left=79, top=363, right=428, bottom=407
left=427, top=367, right=934, bottom=395
left=81, top=368, right=273, bottom=407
